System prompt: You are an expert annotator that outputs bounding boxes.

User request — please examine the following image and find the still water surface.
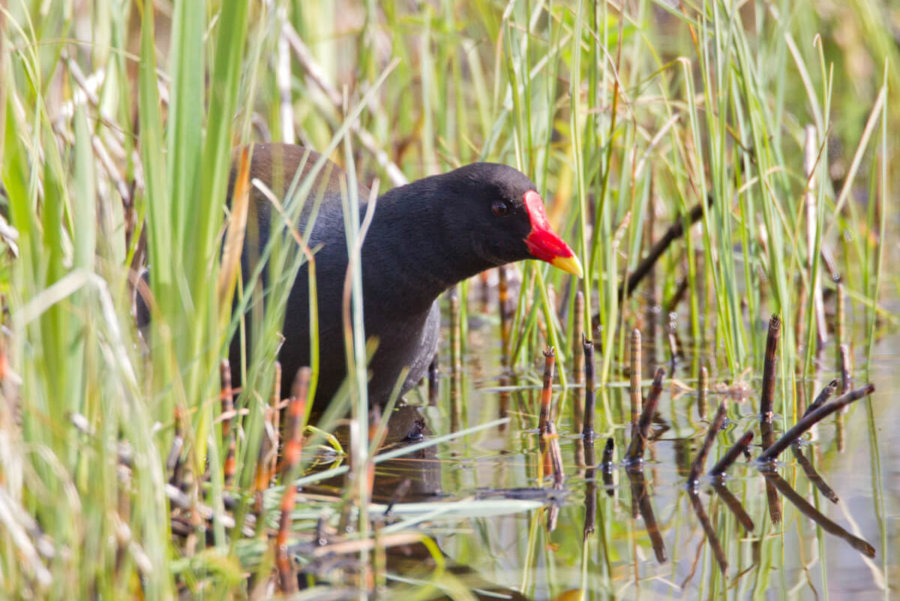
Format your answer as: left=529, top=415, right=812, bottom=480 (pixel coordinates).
left=373, top=295, right=899, bottom=600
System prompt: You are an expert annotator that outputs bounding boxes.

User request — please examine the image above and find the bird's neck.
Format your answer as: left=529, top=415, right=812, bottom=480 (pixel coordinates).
left=359, top=177, right=490, bottom=314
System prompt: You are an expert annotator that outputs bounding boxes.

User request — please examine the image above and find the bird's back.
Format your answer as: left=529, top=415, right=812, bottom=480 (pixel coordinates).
left=233, top=144, right=437, bottom=406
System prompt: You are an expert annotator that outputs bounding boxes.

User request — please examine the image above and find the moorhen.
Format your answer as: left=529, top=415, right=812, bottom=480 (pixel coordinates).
left=231, top=144, right=582, bottom=407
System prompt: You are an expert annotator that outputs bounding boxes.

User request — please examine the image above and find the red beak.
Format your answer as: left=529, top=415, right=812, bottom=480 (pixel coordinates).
left=523, top=190, right=583, bottom=277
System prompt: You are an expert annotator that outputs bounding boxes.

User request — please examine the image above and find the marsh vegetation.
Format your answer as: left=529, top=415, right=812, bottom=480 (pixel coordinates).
left=1, top=1, right=897, bottom=599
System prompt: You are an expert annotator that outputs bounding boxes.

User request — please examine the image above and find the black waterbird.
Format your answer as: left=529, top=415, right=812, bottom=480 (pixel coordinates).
left=230, top=144, right=583, bottom=407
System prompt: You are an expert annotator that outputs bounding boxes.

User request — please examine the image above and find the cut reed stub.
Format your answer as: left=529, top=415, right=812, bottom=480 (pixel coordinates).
left=760, top=314, right=781, bottom=421
left=581, top=335, right=595, bottom=440
left=625, top=367, right=665, bottom=464
left=687, top=402, right=728, bottom=486
left=708, top=430, right=754, bottom=477
left=804, top=379, right=838, bottom=416
left=757, top=383, right=875, bottom=462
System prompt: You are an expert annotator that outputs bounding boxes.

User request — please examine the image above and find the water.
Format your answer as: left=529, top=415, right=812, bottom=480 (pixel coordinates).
left=365, top=295, right=899, bottom=600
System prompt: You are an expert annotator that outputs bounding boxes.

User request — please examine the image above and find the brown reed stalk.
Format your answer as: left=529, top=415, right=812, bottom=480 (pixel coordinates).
left=687, top=402, right=727, bottom=485
left=708, top=430, right=753, bottom=476
left=582, top=336, right=595, bottom=440
left=619, top=199, right=708, bottom=299
left=760, top=315, right=781, bottom=421
left=626, top=367, right=664, bottom=463
left=804, top=379, right=838, bottom=416
left=758, top=384, right=875, bottom=462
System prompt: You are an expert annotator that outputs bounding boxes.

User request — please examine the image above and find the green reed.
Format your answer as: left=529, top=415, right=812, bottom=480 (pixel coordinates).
left=0, top=0, right=896, bottom=598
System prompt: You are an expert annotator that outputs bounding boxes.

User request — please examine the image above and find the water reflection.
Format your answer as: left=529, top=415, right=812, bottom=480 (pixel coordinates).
left=760, top=467, right=875, bottom=558
left=295, top=358, right=886, bottom=598
left=626, top=467, right=667, bottom=564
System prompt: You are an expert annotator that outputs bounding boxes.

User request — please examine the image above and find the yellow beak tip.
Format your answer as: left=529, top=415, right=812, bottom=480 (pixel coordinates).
left=550, top=255, right=584, bottom=278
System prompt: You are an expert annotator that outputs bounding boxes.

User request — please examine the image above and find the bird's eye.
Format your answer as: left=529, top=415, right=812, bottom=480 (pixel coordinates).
left=491, top=200, right=511, bottom=217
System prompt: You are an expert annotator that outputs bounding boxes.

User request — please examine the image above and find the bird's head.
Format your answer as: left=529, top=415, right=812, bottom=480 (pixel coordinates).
left=439, top=163, right=583, bottom=278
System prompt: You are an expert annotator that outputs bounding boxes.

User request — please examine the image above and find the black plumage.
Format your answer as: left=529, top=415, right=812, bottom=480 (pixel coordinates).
left=230, top=144, right=581, bottom=407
